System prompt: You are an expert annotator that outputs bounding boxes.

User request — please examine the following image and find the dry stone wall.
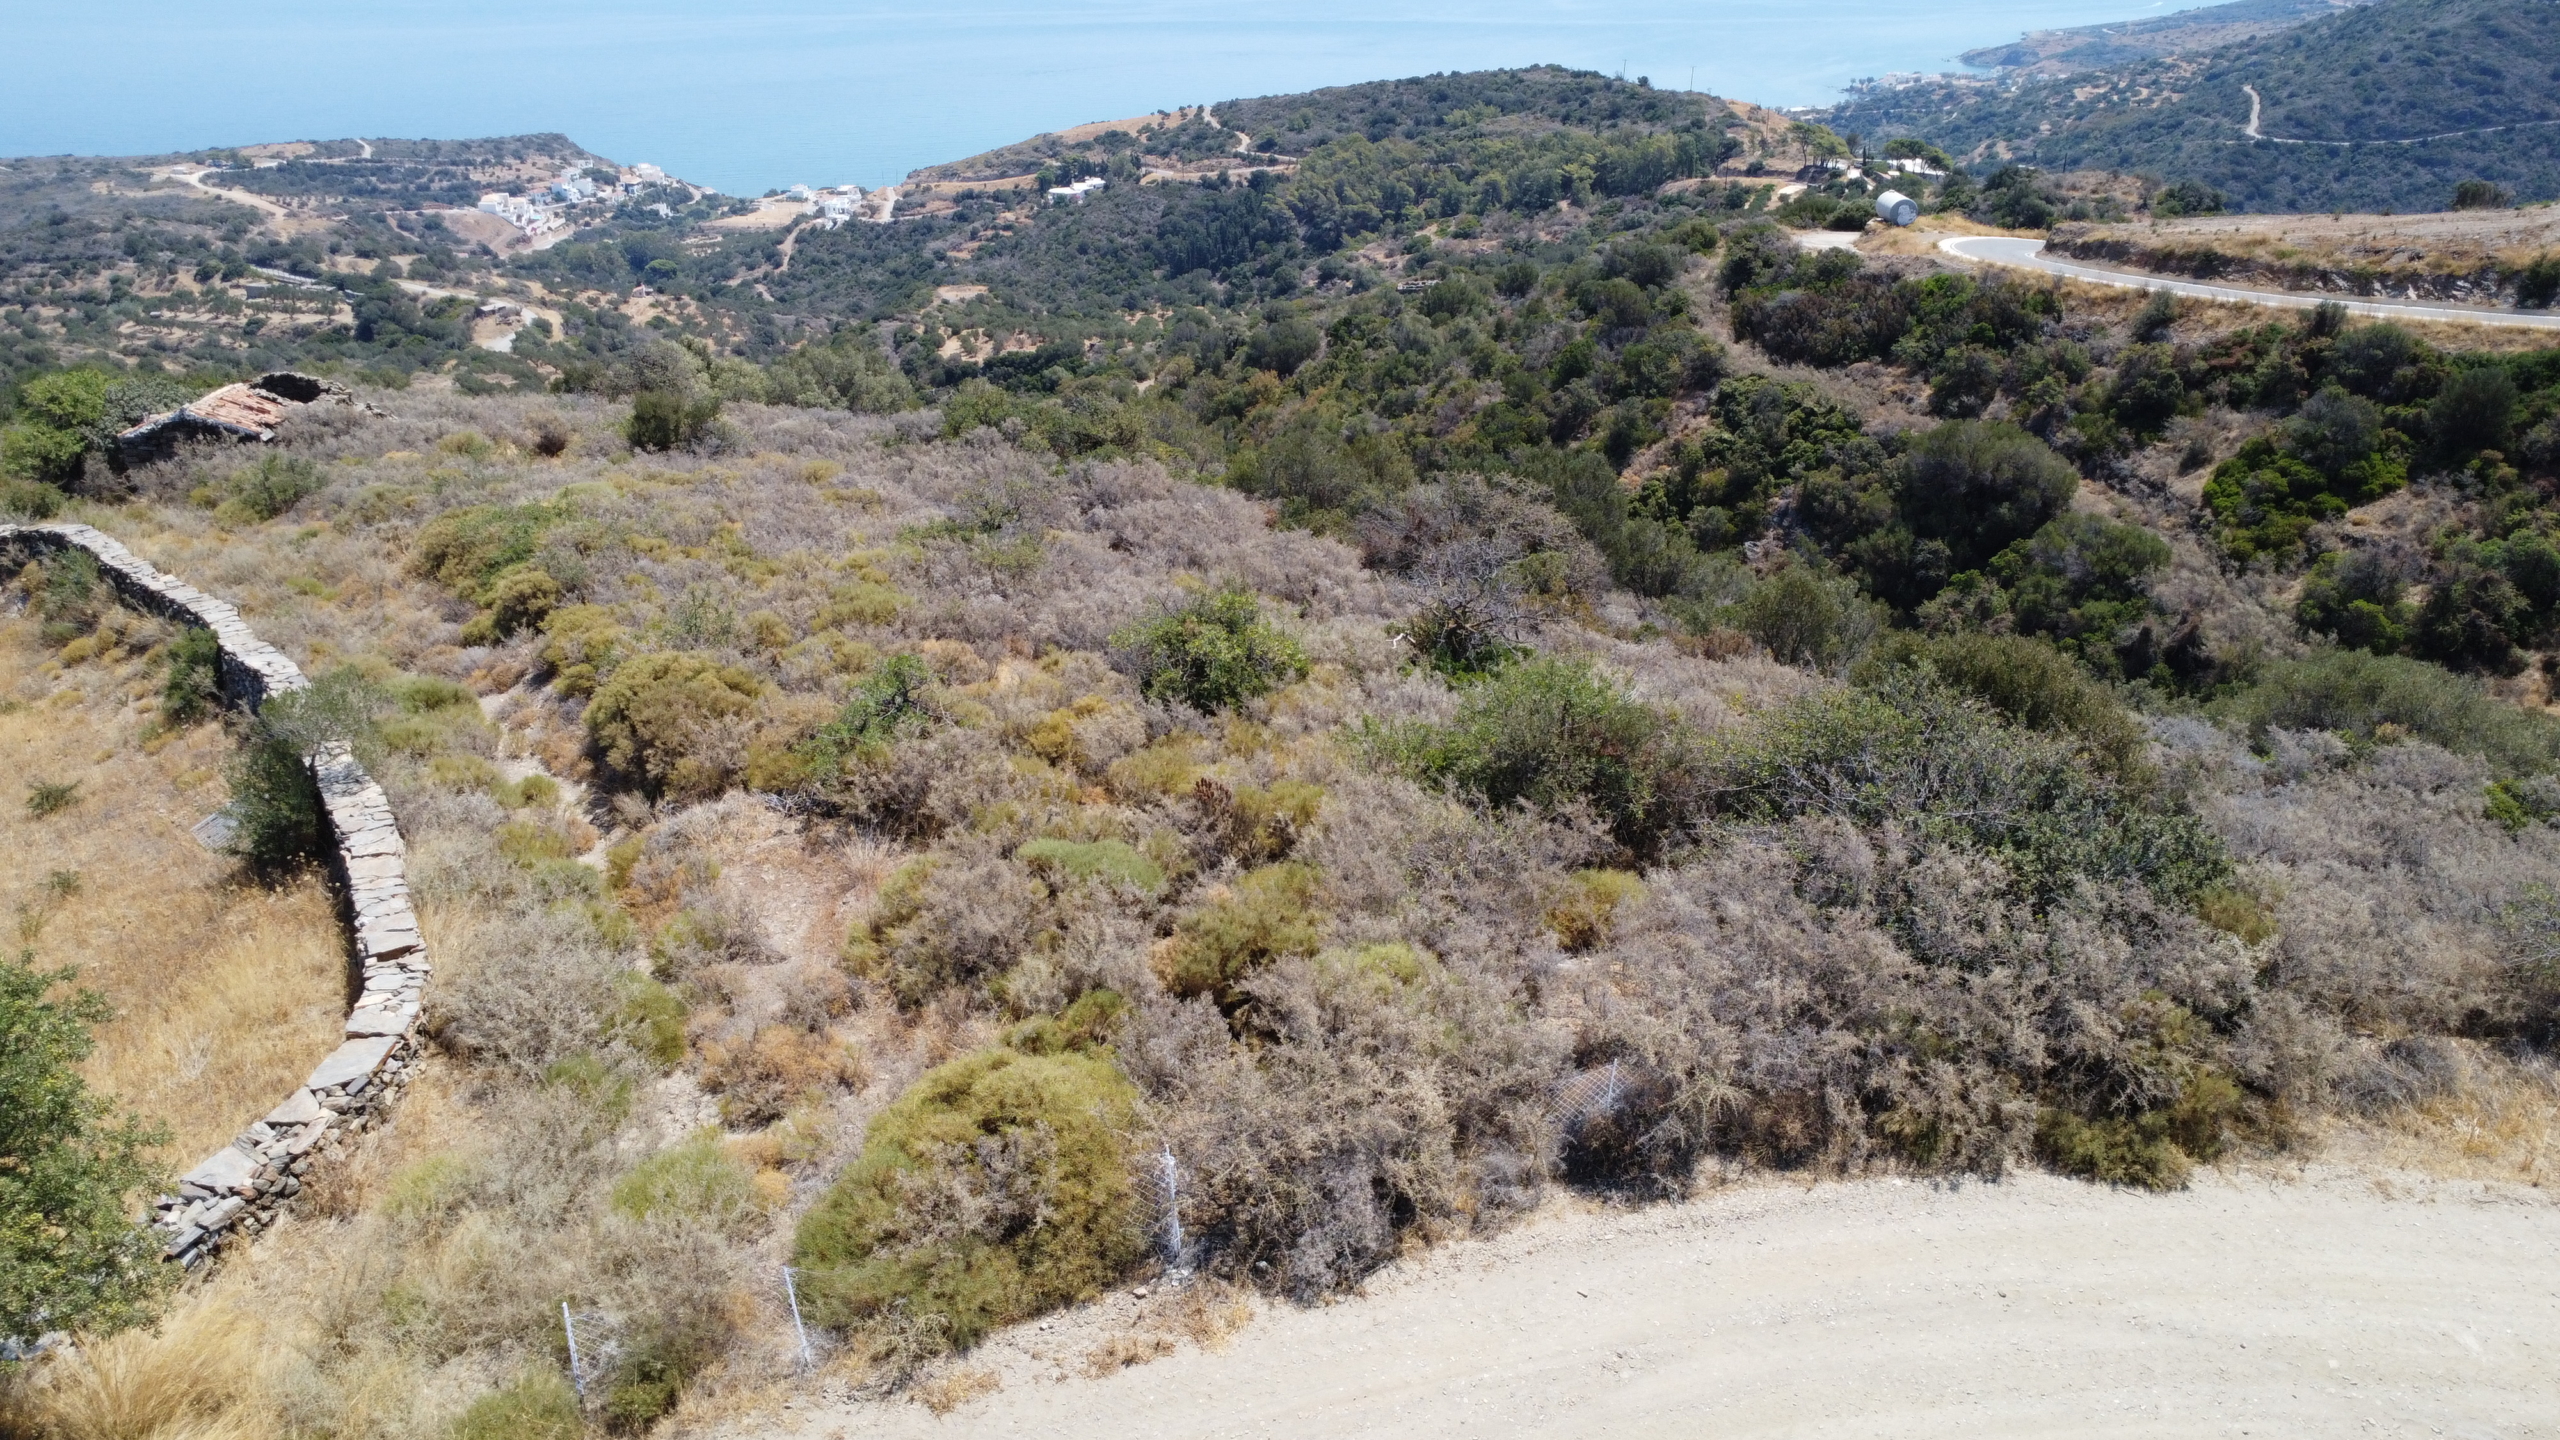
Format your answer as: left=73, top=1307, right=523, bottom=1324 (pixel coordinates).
left=0, top=522, right=429, bottom=1267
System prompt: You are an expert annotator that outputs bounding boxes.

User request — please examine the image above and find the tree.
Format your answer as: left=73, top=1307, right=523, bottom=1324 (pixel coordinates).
left=2150, top=179, right=2225, bottom=218
left=0, top=370, right=109, bottom=487
left=2452, top=179, right=2511, bottom=211
left=2430, top=366, right=2517, bottom=460
left=2287, top=386, right=2381, bottom=478
left=626, top=391, right=721, bottom=451
left=1, top=951, right=171, bottom=1343
left=1901, top=419, right=2079, bottom=574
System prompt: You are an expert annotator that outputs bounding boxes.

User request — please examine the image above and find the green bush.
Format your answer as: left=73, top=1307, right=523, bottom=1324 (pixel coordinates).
left=1153, top=861, right=1323, bottom=1003
left=1859, top=632, right=2150, bottom=781
left=225, top=669, right=383, bottom=875
left=0, top=951, right=172, bottom=1341
left=1721, top=559, right=1882, bottom=672
left=1110, top=588, right=1308, bottom=712
left=768, top=335, right=920, bottom=413
left=160, top=625, right=224, bottom=725
left=2037, top=1067, right=2239, bottom=1190
left=796, top=654, right=935, bottom=776
left=459, top=566, right=561, bottom=645
left=793, top=1047, right=1145, bottom=1351
left=449, top=1371, right=582, bottom=1440
left=28, top=546, right=106, bottom=645
left=1986, top=513, right=2172, bottom=673
left=25, top=779, right=80, bottom=818
left=213, top=454, right=326, bottom=524
left=584, top=651, right=763, bottom=798
left=0, top=474, right=64, bottom=520
left=614, top=974, right=689, bottom=1068
left=627, top=390, right=722, bottom=451
left=410, top=499, right=573, bottom=603
left=2217, top=649, right=2560, bottom=774
left=2517, top=252, right=2560, bottom=310
left=224, top=729, right=324, bottom=876
left=2203, top=432, right=2405, bottom=562
left=1017, top=837, right=1165, bottom=894
left=1900, top=420, right=2079, bottom=575
left=0, top=369, right=109, bottom=486
left=611, top=1129, right=762, bottom=1230
left=2293, top=549, right=2411, bottom=654
left=1382, top=656, right=1698, bottom=860
left=2430, top=365, right=2517, bottom=460
left=1705, top=670, right=2229, bottom=908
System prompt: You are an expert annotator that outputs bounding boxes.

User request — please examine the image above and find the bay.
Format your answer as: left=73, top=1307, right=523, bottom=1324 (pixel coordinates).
left=4, top=0, right=2168, bottom=194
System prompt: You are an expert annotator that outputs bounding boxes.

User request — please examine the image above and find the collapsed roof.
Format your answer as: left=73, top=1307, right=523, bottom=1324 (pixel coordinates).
left=114, top=372, right=360, bottom=467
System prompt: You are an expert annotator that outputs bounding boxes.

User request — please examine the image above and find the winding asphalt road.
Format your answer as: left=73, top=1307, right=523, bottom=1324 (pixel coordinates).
left=1937, top=234, right=2560, bottom=331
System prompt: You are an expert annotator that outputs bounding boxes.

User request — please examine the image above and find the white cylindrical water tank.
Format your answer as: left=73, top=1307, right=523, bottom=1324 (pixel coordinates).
left=1875, top=190, right=1919, bottom=226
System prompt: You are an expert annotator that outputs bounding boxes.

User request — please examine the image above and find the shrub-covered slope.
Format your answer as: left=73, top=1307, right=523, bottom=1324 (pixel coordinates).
left=1825, top=0, right=2560, bottom=213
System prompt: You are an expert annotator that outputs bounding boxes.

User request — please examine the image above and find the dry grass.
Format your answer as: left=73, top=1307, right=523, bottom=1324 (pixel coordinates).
left=2070, top=208, right=2560, bottom=276
left=1078, top=1333, right=1175, bottom=1378
left=1156, top=1280, right=1255, bottom=1352
left=910, top=1365, right=1000, bottom=1415
left=0, top=612, right=346, bottom=1170
left=1073, top=1282, right=1256, bottom=1379
left=2324, top=1057, right=2560, bottom=1186
left=2023, top=276, right=2560, bottom=353
left=0, top=1300, right=278, bottom=1440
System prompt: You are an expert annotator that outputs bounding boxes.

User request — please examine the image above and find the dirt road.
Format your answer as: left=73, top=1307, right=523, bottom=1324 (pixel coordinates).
left=1939, top=235, right=2560, bottom=331
left=757, top=1165, right=2559, bottom=1440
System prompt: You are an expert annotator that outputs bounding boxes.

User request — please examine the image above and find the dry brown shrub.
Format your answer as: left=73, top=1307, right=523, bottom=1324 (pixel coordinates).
left=1133, top=950, right=1567, bottom=1297
left=1158, top=1280, right=1255, bottom=1351
left=698, top=1024, right=867, bottom=1125
left=910, top=1364, right=1000, bottom=1415
left=1080, top=1333, right=1176, bottom=1377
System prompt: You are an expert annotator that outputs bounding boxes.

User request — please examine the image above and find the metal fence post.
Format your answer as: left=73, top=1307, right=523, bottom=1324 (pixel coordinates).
left=782, top=1265, right=813, bottom=1369
left=562, top=1301, right=585, bottom=1399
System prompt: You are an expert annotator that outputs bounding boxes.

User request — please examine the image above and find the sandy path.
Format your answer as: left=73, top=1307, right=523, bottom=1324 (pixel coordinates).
left=757, top=1166, right=2560, bottom=1439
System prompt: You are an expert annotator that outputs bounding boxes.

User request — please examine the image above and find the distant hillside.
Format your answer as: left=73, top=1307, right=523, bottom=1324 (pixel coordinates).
left=1827, top=0, right=2560, bottom=212
left=906, top=67, right=1724, bottom=187
left=215, top=133, right=613, bottom=209
left=1958, top=0, right=2367, bottom=77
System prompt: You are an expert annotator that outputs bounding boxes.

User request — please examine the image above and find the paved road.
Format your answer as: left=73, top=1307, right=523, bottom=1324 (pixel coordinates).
left=1937, top=235, right=2560, bottom=331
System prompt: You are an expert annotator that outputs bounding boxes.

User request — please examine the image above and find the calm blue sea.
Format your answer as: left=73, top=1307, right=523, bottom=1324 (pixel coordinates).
left=5, top=1, right=2170, bottom=194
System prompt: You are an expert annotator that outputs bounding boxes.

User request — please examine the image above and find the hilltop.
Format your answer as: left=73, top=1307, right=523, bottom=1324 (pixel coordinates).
left=1826, top=0, right=2560, bottom=213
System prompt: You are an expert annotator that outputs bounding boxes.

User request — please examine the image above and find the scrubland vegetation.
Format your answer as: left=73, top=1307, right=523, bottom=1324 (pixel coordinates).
left=6, top=57, right=2560, bottom=1440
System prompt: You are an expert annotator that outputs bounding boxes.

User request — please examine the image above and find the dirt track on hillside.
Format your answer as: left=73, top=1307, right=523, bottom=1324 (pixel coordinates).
left=750, top=1165, right=2560, bottom=1439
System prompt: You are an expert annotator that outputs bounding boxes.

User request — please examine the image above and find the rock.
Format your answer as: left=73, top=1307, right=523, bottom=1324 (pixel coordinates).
left=181, top=1147, right=258, bottom=1195
left=266, top=1089, right=324, bottom=1127
left=345, top=1006, right=408, bottom=1038
left=307, top=1035, right=399, bottom=1092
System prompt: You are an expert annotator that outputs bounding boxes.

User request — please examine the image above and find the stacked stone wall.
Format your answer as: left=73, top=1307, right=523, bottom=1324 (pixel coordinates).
left=0, top=522, right=428, bottom=1267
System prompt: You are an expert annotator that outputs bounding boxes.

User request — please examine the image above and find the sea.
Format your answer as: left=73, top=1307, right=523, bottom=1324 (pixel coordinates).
left=5, top=0, right=2174, bottom=195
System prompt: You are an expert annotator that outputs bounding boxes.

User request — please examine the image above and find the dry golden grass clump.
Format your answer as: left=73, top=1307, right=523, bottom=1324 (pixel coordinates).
left=0, top=1301, right=277, bottom=1440
left=0, top=602, right=346, bottom=1170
